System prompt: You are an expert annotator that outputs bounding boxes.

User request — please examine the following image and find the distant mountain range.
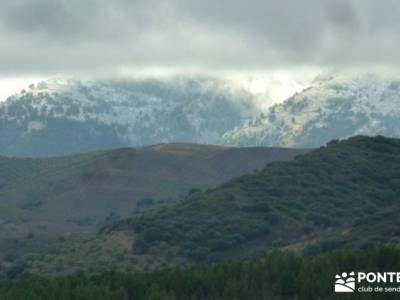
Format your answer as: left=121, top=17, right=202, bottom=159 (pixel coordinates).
left=0, top=77, right=257, bottom=157
left=223, top=74, right=400, bottom=147
left=2, top=74, right=400, bottom=156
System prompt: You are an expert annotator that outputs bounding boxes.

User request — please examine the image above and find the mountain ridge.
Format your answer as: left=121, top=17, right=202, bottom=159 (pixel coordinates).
left=3, top=74, right=400, bottom=156
left=0, top=77, right=257, bottom=157
left=222, top=74, right=400, bottom=147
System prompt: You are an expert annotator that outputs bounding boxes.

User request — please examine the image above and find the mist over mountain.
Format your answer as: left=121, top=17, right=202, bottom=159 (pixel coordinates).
left=0, top=77, right=257, bottom=157
left=222, top=74, right=400, bottom=147
left=3, top=73, right=400, bottom=156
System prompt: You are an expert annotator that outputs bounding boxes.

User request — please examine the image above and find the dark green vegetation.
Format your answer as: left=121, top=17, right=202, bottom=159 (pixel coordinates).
left=11, top=136, right=400, bottom=279
left=125, top=136, right=400, bottom=262
left=0, top=144, right=304, bottom=275
left=1, top=137, right=400, bottom=288
left=2, top=246, right=400, bottom=300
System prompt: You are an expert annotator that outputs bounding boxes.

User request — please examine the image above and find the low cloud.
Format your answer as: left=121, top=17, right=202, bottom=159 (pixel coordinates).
left=0, top=0, right=399, bottom=77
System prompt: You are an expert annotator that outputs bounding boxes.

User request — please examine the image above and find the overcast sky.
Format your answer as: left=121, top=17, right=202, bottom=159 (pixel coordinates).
left=1, top=0, right=400, bottom=99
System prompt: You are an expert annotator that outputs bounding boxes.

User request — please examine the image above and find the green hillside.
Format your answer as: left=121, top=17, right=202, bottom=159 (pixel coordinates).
left=0, top=144, right=304, bottom=232
left=14, top=136, right=400, bottom=278
left=0, top=144, right=304, bottom=269
left=123, top=136, right=400, bottom=262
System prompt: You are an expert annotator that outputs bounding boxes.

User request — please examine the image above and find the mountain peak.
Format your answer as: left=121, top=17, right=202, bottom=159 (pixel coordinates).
left=222, top=73, right=400, bottom=148
left=0, top=77, right=257, bottom=157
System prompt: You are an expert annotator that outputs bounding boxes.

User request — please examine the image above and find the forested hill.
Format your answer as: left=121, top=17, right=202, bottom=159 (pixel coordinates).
left=124, top=136, right=400, bottom=262
left=0, top=143, right=306, bottom=273
left=5, top=136, right=400, bottom=277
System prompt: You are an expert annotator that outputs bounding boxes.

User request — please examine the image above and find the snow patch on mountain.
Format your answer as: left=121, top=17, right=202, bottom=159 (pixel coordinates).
left=0, top=77, right=258, bottom=156
left=222, top=73, right=400, bottom=148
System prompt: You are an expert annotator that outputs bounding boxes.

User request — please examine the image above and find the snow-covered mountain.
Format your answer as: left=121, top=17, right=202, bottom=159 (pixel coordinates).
left=222, top=74, right=400, bottom=148
left=0, top=77, right=257, bottom=157
left=4, top=73, right=400, bottom=156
